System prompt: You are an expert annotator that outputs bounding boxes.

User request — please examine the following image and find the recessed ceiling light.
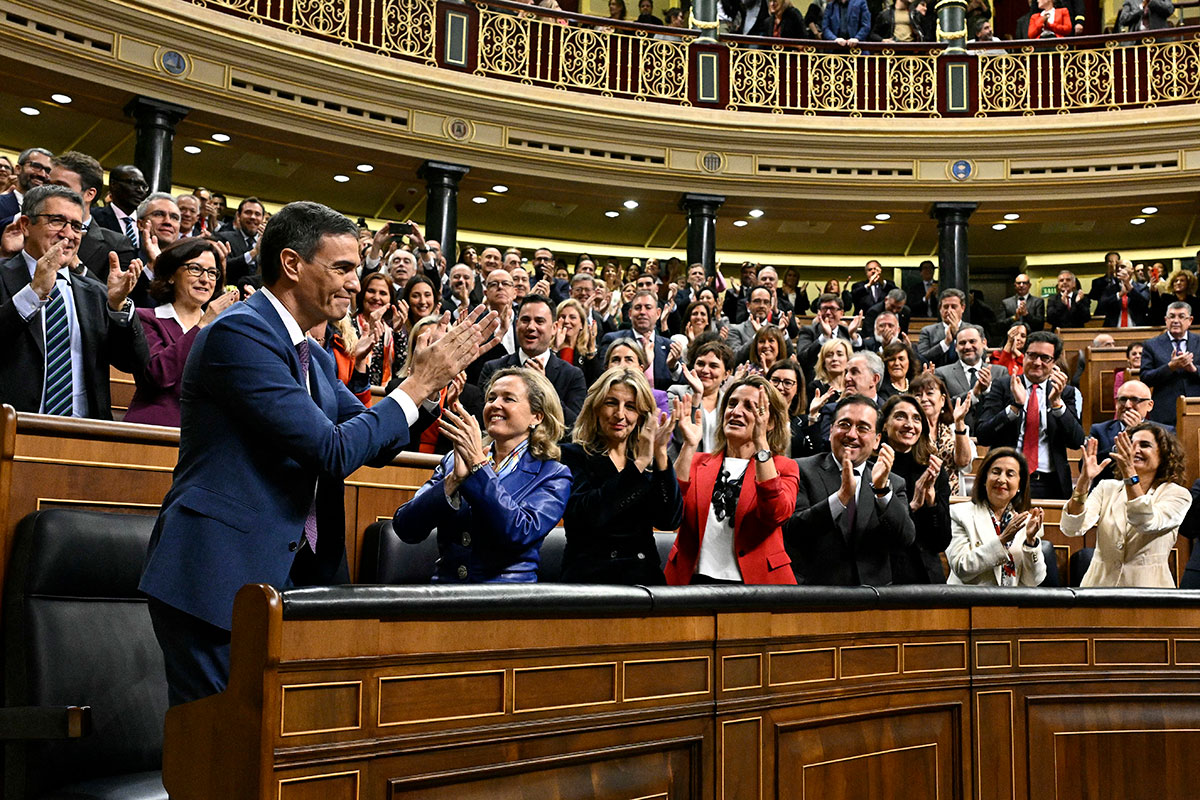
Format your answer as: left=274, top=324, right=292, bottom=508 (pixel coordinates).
left=1130, top=217, right=1146, bottom=225
left=492, top=184, right=508, bottom=193
left=356, top=164, right=374, bottom=173
left=51, top=93, right=72, bottom=104
left=992, top=223, right=1007, bottom=231
left=333, top=174, right=350, bottom=183
left=183, top=145, right=202, bottom=154
left=1004, top=213, right=1020, bottom=221
left=623, top=200, right=639, bottom=210
left=472, top=196, right=487, bottom=204
left=19, top=106, right=39, bottom=116
left=211, top=133, right=231, bottom=142
left=1141, top=206, right=1158, bottom=214
left=860, top=224, right=875, bottom=231
left=748, top=209, right=764, bottom=218
left=605, top=211, right=620, bottom=218
left=874, top=213, right=891, bottom=221
left=733, top=220, right=748, bottom=227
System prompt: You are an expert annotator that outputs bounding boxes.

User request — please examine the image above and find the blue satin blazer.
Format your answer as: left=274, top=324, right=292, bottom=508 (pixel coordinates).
left=393, top=449, right=572, bottom=582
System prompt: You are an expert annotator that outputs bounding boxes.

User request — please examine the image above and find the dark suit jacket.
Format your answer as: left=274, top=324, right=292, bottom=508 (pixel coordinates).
left=1139, top=331, right=1200, bottom=425
left=0, top=253, right=148, bottom=419
left=1095, top=283, right=1151, bottom=327
left=784, top=452, right=915, bottom=586
left=216, top=227, right=258, bottom=284
left=850, top=279, right=897, bottom=315
left=889, top=450, right=950, bottom=584
left=599, top=329, right=677, bottom=390
left=1001, top=293, right=1045, bottom=332
left=1087, top=418, right=1174, bottom=483
left=974, top=376, right=1085, bottom=494
left=1045, top=293, right=1091, bottom=330
left=139, top=289, right=412, bottom=630
left=794, top=321, right=857, bottom=375
left=89, top=204, right=129, bottom=238
left=864, top=299, right=911, bottom=335
left=935, top=361, right=1008, bottom=430
left=0, top=191, right=19, bottom=226
left=77, top=219, right=135, bottom=282
left=915, top=321, right=958, bottom=368
left=478, top=350, right=587, bottom=429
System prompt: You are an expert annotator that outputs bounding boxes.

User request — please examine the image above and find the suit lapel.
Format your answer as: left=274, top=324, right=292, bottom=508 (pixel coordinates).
left=694, top=454, right=721, bottom=534
left=732, top=455, right=761, bottom=538
left=245, top=290, right=307, bottom=385
left=2, top=259, right=47, bottom=357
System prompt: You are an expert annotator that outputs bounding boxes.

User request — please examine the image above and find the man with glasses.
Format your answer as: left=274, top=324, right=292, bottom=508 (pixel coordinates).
left=0, top=147, right=54, bottom=226
left=130, top=192, right=182, bottom=307
left=570, top=272, right=614, bottom=336
left=90, top=165, right=149, bottom=249
left=466, top=268, right=517, bottom=384
left=1086, top=380, right=1167, bottom=484
left=1002, top=273, right=1045, bottom=333
left=139, top=200, right=501, bottom=706
left=0, top=184, right=147, bottom=419
left=795, top=292, right=862, bottom=376
left=531, top=247, right=568, bottom=304
left=976, top=330, right=1085, bottom=499
left=1140, top=301, right=1200, bottom=425
left=786, top=394, right=914, bottom=585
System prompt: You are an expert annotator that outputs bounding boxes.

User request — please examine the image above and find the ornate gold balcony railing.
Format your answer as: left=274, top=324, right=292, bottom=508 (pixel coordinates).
left=189, top=0, right=1200, bottom=118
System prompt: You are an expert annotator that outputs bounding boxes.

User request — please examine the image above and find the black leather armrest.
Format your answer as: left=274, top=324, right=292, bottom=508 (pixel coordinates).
left=0, top=705, right=92, bottom=740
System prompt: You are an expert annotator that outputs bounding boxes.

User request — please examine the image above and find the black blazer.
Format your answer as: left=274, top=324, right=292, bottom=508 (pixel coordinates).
left=1095, top=283, right=1150, bottom=327
left=1045, top=293, right=1091, bottom=329
left=89, top=204, right=126, bottom=238
left=558, top=443, right=683, bottom=584
left=783, top=452, right=916, bottom=586
left=216, top=227, right=258, bottom=284
left=974, top=375, right=1085, bottom=495
left=77, top=220, right=136, bottom=282
left=850, top=279, right=897, bottom=315
left=0, top=253, right=148, bottom=419
left=887, top=450, right=950, bottom=584
left=477, top=350, right=587, bottom=429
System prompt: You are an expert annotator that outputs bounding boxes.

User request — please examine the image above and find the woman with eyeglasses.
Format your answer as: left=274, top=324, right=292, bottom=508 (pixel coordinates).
left=1062, top=427, right=1192, bottom=587
left=665, top=374, right=798, bottom=585
left=765, top=358, right=814, bottom=458
left=125, top=237, right=238, bottom=426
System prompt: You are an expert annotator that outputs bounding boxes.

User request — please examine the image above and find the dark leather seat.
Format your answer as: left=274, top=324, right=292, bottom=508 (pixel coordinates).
left=1, top=510, right=167, bottom=800
left=1039, top=539, right=1061, bottom=587
left=1070, top=547, right=1095, bottom=587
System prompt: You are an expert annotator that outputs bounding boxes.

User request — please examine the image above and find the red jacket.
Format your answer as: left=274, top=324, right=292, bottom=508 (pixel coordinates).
left=665, top=452, right=799, bottom=585
left=1029, top=7, right=1071, bottom=38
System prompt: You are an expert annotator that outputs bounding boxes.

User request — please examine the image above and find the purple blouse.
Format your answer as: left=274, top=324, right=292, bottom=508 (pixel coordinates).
left=124, top=305, right=201, bottom=427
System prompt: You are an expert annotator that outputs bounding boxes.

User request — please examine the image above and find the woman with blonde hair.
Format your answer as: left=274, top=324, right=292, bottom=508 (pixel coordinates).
left=553, top=297, right=598, bottom=368
left=394, top=367, right=571, bottom=582
left=813, top=337, right=852, bottom=395
left=560, top=367, right=682, bottom=583
left=666, top=375, right=799, bottom=585
left=1151, top=268, right=1199, bottom=325
left=1063, top=426, right=1192, bottom=587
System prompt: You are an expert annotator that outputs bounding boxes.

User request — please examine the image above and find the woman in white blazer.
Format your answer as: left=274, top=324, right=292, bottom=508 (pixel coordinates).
left=1062, top=426, right=1192, bottom=588
left=947, top=447, right=1046, bottom=586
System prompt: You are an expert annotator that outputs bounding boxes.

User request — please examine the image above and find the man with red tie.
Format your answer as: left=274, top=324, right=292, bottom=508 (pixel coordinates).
left=1096, top=261, right=1150, bottom=327
left=975, top=331, right=1085, bottom=499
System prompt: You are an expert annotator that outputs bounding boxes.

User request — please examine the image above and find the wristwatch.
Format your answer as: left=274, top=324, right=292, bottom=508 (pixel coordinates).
left=754, top=449, right=771, bottom=463
left=1123, top=475, right=1140, bottom=486
left=872, top=483, right=891, bottom=496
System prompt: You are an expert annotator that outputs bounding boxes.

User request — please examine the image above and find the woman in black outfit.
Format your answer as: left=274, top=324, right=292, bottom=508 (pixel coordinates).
left=766, top=359, right=814, bottom=458
left=560, top=367, right=683, bottom=584
left=879, top=394, right=951, bottom=584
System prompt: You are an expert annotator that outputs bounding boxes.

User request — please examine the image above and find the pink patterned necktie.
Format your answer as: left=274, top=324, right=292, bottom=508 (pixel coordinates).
left=295, top=340, right=319, bottom=552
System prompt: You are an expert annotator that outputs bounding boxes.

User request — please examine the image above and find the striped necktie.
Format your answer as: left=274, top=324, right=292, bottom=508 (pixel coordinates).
left=121, top=215, right=139, bottom=249
left=43, top=284, right=74, bottom=416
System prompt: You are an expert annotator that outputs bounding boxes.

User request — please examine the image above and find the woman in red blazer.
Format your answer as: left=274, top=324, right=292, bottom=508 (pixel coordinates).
left=665, top=374, right=799, bottom=585
left=1028, top=0, right=1071, bottom=37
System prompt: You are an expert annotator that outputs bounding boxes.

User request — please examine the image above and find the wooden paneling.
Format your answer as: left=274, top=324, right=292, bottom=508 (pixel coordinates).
left=1080, top=345, right=1127, bottom=431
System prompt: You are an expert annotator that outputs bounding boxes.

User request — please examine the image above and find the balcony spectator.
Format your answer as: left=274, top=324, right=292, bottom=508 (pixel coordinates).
left=1139, top=301, right=1200, bottom=426
left=822, top=0, right=870, bottom=44
left=393, top=369, right=571, bottom=583
left=1116, top=0, right=1174, bottom=31
left=851, top=259, right=896, bottom=315
left=0, top=147, right=53, bottom=226
left=125, top=238, right=238, bottom=426
left=966, top=0, right=991, bottom=35
left=1064, top=429, right=1191, bottom=587
left=969, top=20, right=1006, bottom=53
left=916, top=288, right=966, bottom=368
left=0, top=184, right=148, bottom=419
left=1028, top=0, right=1072, bottom=37
left=636, top=0, right=664, bottom=23
left=788, top=394, right=914, bottom=585
left=769, top=0, right=806, bottom=36
left=878, top=341, right=918, bottom=399
left=668, top=375, right=798, bottom=585
left=879, top=394, right=950, bottom=583
left=45, top=150, right=135, bottom=281
left=871, top=0, right=924, bottom=41
left=561, top=368, right=682, bottom=584
left=947, top=448, right=1045, bottom=586
left=1045, top=269, right=1090, bottom=329
left=1096, top=260, right=1150, bottom=327
left=1150, top=269, right=1198, bottom=326
left=1113, top=341, right=1142, bottom=398
left=654, top=7, right=686, bottom=37
left=90, top=165, right=148, bottom=250
left=1002, top=273, right=1044, bottom=332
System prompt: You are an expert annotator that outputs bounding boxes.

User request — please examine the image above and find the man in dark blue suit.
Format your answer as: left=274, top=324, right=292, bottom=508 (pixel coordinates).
left=1139, top=301, right=1200, bottom=426
left=139, top=201, right=499, bottom=706
left=0, top=147, right=53, bottom=226
left=598, top=289, right=683, bottom=391
left=1087, top=380, right=1171, bottom=484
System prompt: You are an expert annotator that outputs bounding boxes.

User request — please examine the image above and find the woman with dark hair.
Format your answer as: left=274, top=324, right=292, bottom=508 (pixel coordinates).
left=352, top=271, right=395, bottom=396
left=1063, top=427, right=1192, bottom=587
left=766, top=358, right=812, bottom=458
left=669, top=337, right=733, bottom=453
left=879, top=394, right=951, bottom=583
left=1113, top=342, right=1142, bottom=399
left=682, top=300, right=715, bottom=343
left=666, top=375, right=799, bottom=585
left=749, top=324, right=788, bottom=372
left=910, top=372, right=973, bottom=494
left=992, top=320, right=1028, bottom=376
left=125, top=237, right=239, bottom=426
left=810, top=279, right=852, bottom=313
left=393, top=275, right=440, bottom=376
left=393, top=368, right=571, bottom=582
left=947, top=447, right=1045, bottom=586
left=879, top=341, right=918, bottom=399
left=560, top=368, right=682, bottom=584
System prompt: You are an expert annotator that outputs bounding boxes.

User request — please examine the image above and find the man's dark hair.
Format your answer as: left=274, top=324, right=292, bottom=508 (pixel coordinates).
left=258, top=201, right=358, bottom=285
left=690, top=335, right=734, bottom=370
left=237, top=196, right=264, bottom=214
left=517, top=293, right=553, bottom=317
left=50, top=151, right=104, bottom=197
left=832, top=393, right=881, bottom=432
left=749, top=285, right=772, bottom=302
left=22, top=184, right=82, bottom=218
left=939, top=288, right=967, bottom=306
left=1025, top=330, right=1063, bottom=359
left=817, top=292, right=843, bottom=310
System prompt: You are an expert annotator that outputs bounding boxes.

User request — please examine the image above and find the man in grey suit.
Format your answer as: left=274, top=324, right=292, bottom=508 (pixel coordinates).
left=916, top=288, right=966, bottom=368
left=1001, top=273, right=1045, bottom=332
left=935, top=324, right=1008, bottom=431
left=727, top=285, right=791, bottom=362
left=794, top=291, right=863, bottom=376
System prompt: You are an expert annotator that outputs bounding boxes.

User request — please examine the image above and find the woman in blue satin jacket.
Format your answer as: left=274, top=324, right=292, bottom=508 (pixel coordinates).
left=392, top=367, right=572, bottom=582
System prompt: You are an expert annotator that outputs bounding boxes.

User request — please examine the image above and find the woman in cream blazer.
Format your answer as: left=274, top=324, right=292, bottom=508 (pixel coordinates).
left=1062, top=427, right=1192, bottom=588
left=947, top=447, right=1046, bottom=586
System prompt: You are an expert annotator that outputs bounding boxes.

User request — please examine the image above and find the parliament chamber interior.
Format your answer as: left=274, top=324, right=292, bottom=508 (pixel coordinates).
left=5, top=0, right=1200, bottom=796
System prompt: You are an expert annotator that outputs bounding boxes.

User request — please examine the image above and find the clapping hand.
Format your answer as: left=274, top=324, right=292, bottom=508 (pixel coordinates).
left=973, top=363, right=993, bottom=396
left=998, top=511, right=1030, bottom=546
left=1009, top=373, right=1028, bottom=408
left=1046, top=367, right=1068, bottom=406
left=910, top=454, right=942, bottom=511
left=847, top=311, right=863, bottom=338
left=1077, top=437, right=1111, bottom=487
left=139, top=220, right=161, bottom=266
left=951, top=394, right=971, bottom=427
left=440, top=401, right=487, bottom=488
left=1110, top=430, right=1135, bottom=480
left=871, top=443, right=895, bottom=491
left=106, top=252, right=144, bottom=310
left=672, top=394, right=702, bottom=448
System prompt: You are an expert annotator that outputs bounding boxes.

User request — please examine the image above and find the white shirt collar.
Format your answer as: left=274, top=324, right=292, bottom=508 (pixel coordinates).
left=520, top=349, right=551, bottom=369
left=260, top=286, right=307, bottom=347
left=154, top=303, right=179, bottom=320
left=20, top=250, right=71, bottom=284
